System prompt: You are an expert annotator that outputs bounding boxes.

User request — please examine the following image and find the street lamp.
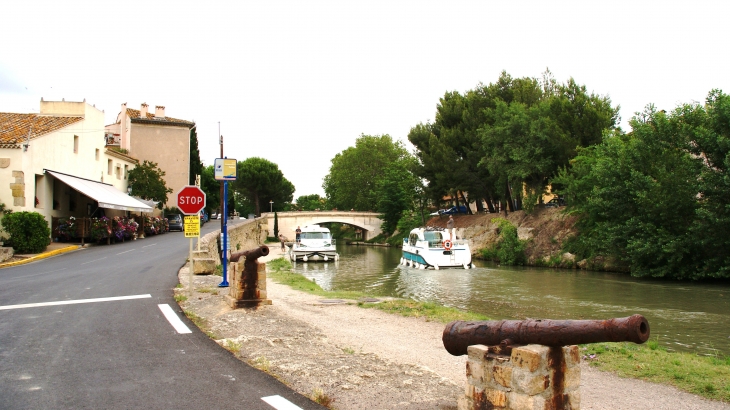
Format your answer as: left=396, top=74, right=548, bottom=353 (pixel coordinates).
left=269, top=200, right=274, bottom=213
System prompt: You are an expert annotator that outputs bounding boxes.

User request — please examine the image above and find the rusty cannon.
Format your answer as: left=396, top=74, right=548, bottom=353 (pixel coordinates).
left=443, top=314, right=650, bottom=356
left=225, top=245, right=272, bottom=308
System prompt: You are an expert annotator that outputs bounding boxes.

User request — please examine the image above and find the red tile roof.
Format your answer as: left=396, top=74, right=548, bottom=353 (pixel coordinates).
left=0, top=113, right=83, bottom=146
left=126, top=108, right=193, bottom=125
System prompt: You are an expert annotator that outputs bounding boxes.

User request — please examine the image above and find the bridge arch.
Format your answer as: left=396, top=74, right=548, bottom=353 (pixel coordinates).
left=265, top=211, right=383, bottom=241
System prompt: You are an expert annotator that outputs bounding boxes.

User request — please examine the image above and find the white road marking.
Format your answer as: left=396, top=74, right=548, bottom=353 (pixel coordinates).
left=80, top=257, right=107, bottom=265
left=0, top=294, right=151, bottom=311
left=116, top=249, right=136, bottom=255
left=261, top=395, right=303, bottom=410
left=158, top=304, right=191, bottom=334
left=143, top=244, right=157, bottom=248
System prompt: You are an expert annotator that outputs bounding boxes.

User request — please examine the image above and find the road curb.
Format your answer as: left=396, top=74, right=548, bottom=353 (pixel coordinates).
left=0, top=245, right=81, bottom=269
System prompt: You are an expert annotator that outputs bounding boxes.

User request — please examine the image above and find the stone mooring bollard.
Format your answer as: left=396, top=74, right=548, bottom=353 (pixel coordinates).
left=459, top=344, right=581, bottom=410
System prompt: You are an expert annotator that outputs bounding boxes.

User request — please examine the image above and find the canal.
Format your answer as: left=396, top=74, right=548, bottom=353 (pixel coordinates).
left=290, top=243, right=730, bottom=356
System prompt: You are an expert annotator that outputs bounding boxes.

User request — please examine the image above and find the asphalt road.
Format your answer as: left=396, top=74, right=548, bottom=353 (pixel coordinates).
left=0, top=220, right=322, bottom=410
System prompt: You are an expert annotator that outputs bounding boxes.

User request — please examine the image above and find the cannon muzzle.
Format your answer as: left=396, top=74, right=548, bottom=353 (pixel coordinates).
left=230, top=245, right=269, bottom=263
left=443, top=314, right=650, bottom=356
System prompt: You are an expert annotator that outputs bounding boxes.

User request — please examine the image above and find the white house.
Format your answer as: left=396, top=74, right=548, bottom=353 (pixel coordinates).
left=0, top=99, right=152, bottom=235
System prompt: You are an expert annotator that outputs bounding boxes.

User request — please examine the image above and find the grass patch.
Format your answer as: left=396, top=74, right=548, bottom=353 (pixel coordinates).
left=222, top=339, right=242, bottom=355
left=360, top=299, right=490, bottom=323
left=182, top=310, right=207, bottom=328
left=206, top=330, right=219, bottom=339
left=342, top=346, right=355, bottom=355
left=175, top=283, right=184, bottom=288
left=214, top=264, right=222, bottom=276
left=269, top=257, right=489, bottom=323
left=251, top=356, right=271, bottom=372
left=311, top=387, right=333, bottom=407
left=174, top=294, right=188, bottom=303
left=582, top=342, right=730, bottom=402
left=197, top=287, right=218, bottom=295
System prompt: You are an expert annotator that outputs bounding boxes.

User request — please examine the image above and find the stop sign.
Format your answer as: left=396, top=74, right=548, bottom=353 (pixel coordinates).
left=176, top=186, right=206, bottom=215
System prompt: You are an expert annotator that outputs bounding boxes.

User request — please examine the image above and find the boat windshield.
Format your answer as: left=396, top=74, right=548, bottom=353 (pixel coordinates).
left=301, top=232, right=331, bottom=240
left=423, top=231, right=443, bottom=247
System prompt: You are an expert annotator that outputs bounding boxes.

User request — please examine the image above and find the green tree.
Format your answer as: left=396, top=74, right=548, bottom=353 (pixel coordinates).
left=324, top=134, right=414, bottom=211
left=234, top=157, right=295, bottom=216
left=200, top=165, right=220, bottom=216
left=295, top=194, right=327, bottom=211
left=376, top=164, right=415, bottom=235
left=189, top=125, right=204, bottom=185
left=127, top=160, right=172, bottom=209
left=555, top=91, right=730, bottom=279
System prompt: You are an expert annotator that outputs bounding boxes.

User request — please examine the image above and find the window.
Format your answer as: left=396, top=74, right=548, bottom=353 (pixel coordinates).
left=108, top=159, right=113, bottom=175
left=115, top=164, right=121, bottom=180
left=95, top=148, right=99, bottom=160
left=73, top=135, right=79, bottom=153
left=124, top=165, right=129, bottom=179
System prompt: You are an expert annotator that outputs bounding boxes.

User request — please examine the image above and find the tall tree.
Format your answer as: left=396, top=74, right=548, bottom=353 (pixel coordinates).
left=323, top=134, right=414, bottom=211
left=556, top=90, right=730, bottom=279
left=200, top=164, right=219, bottom=215
left=234, top=157, right=295, bottom=216
left=295, top=194, right=327, bottom=211
left=127, top=160, right=172, bottom=209
left=189, top=125, right=204, bottom=185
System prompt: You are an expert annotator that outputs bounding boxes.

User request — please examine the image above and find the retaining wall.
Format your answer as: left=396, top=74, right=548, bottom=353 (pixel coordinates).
left=192, top=218, right=268, bottom=274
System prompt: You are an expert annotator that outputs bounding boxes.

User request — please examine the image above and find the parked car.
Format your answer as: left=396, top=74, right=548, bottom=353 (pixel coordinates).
left=441, top=205, right=468, bottom=215
left=545, top=197, right=566, bottom=208
left=200, top=211, right=208, bottom=224
left=429, top=209, right=447, bottom=216
left=166, top=214, right=183, bottom=231
left=211, top=212, right=219, bottom=219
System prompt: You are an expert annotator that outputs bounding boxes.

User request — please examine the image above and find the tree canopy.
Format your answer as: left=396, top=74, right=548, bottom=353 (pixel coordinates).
left=555, top=89, right=730, bottom=279
left=409, top=70, right=618, bottom=213
left=189, top=126, right=203, bottom=185
left=127, top=160, right=172, bottom=209
left=323, top=134, right=415, bottom=213
left=234, top=157, right=295, bottom=216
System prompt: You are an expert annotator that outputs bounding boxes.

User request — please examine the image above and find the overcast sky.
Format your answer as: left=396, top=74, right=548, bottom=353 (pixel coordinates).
left=2, top=0, right=728, bottom=198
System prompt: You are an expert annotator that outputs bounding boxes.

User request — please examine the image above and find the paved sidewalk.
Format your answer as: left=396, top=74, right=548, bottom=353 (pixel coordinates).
left=0, top=242, right=81, bottom=268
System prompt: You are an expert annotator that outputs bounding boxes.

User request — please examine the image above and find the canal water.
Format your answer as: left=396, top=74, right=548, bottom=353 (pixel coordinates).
left=291, top=243, right=730, bottom=356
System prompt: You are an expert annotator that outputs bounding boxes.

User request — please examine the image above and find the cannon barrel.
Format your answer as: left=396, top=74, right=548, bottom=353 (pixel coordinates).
left=230, top=245, right=269, bottom=263
left=443, top=314, right=650, bottom=356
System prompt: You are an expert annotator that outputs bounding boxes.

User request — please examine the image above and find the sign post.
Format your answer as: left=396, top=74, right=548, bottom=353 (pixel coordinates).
left=214, top=158, right=236, bottom=288
left=177, top=186, right=206, bottom=295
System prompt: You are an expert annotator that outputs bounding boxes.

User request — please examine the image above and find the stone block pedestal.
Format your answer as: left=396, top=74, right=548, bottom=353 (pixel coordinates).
left=459, top=344, right=580, bottom=410
left=224, top=259, right=272, bottom=308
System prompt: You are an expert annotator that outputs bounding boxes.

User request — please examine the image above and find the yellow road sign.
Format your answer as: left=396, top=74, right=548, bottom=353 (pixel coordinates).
left=184, top=216, right=200, bottom=237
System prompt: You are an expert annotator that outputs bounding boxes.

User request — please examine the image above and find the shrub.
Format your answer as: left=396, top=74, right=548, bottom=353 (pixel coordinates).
left=494, top=218, right=526, bottom=265
left=1, top=211, right=51, bottom=253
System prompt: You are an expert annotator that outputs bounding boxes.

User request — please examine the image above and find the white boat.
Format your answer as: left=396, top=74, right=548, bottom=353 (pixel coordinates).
left=400, top=227, right=473, bottom=269
left=290, top=224, right=339, bottom=262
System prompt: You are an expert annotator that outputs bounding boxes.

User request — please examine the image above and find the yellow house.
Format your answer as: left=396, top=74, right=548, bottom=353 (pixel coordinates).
left=0, top=99, right=152, bottom=233
left=105, top=103, right=194, bottom=207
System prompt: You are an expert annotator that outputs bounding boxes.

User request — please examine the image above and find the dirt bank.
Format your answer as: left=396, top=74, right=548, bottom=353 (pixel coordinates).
left=426, top=208, right=579, bottom=267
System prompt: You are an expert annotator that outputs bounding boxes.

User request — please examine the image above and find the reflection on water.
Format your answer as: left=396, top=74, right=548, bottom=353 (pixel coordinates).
left=290, top=244, right=730, bottom=355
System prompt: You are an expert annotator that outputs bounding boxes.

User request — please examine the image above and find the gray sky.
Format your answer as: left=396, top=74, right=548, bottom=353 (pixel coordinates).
left=2, top=0, right=728, bottom=198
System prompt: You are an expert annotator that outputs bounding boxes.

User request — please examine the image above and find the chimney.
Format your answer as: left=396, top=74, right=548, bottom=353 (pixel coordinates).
left=155, top=105, right=165, bottom=118
left=140, top=103, right=148, bottom=118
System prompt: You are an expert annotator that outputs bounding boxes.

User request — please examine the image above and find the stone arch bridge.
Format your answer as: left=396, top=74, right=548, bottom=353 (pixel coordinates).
left=265, top=211, right=383, bottom=241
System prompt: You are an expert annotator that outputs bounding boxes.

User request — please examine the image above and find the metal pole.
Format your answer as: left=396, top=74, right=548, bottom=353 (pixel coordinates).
left=219, top=180, right=229, bottom=287
left=189, top=237, right=193, bottom=296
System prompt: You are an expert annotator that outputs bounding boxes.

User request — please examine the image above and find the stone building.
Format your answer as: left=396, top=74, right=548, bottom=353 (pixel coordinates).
left=105, top=103, right=195, bottom=207
left=0, top=99, right=152, bottom=231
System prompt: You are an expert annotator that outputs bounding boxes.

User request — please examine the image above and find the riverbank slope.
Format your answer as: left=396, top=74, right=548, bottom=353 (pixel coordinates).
left=176, top=247, right=730, bottom=410
left=426, top=208, right=584, bottom=269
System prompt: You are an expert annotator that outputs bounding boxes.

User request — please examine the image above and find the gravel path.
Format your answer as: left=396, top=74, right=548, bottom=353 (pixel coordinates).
left=177, top=247, right=730, bottom=409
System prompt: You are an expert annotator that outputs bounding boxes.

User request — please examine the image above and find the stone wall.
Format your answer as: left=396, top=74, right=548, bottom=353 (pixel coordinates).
left=192, top=218, right=268, bottom=274
left=460, top=344, right=581, bottom=410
